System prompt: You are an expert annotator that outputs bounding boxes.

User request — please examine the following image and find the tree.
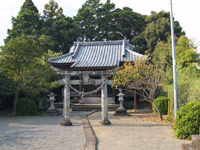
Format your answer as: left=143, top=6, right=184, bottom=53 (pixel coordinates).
left=110, top=7, right=146, bottom=42
left=20, top=50, right=61, bottom=98
left=74, top=0, right=102, bottom=41
left=112, top=59, right=165, bottom=119
left=96, top=0, right=115, bottom=40
left=4, top=0, right=42, bottom=43
left=152, top=39, right=173, bottom=84
left=50, top=17, right=78, bottom=54
left=134, top=11, right=185, bottom=54
left=1, top=34, right=43, bottom=115
left=42, top=0, right=64, bottom=27
left=42, top=0, right=77, bottom=53
left=175, top=35, right=198, bottom=67
left=152, top=35, right=198, bottom=84
left=0, top=70, right=14, bottom=108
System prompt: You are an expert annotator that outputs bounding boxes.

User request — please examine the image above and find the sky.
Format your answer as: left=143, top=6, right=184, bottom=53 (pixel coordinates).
left=0, top=0, right=200, bottom=52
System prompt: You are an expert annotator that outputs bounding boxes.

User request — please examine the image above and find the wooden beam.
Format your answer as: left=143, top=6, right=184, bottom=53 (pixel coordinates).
left=58, top=79, right=113, bottom=85
left=51, top=66, right=119, bottom=76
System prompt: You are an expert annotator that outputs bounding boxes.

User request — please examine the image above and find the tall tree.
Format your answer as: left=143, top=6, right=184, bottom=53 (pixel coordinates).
left=134, top=11, right=185, bottom=54
left=42, top=0, right=64, bottom=27
left=4, top=0, right=42, bottom=43
left=42, top=0, right=77, bottom=53
left=1, top=34, right=43, bottom=115
left=110, top=7, right=146, bottom=42
left=96, top=0, right=115, bottom=40
left=74, top=0, right=101, bottom=41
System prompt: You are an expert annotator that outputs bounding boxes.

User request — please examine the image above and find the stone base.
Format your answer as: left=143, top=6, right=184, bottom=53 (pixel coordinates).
left=99, top=120, right=111, bottom=125
left=46, top=108, right=59, bottom=113
left=60, top=120, right=73, bottom=126
left=45, top=109, right=60, bottom=116
left=114, top=109, right=130, bottom=116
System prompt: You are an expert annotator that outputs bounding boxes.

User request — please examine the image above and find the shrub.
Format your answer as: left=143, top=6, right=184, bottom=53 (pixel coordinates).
left=152, top=96, right=168, bottom=115
left=173, top=101, right=200, bottom=140
left=16, top=98, right=38, bottom=116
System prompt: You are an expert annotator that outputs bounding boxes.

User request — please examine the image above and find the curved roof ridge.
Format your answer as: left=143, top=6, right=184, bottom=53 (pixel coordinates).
left=48, top=52, right=74, bottom=62
left=74, top=40, right=129, bottom=46
left=126, top=48, right=147, bottom=59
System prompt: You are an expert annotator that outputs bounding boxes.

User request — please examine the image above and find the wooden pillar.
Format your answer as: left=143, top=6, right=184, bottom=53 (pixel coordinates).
left=134, top=89, right=137, bottom=110
left=112, top=88, right=116, bottom=104
left=99, top=74, right=111, bottom=125
left=61, top=75, right=72, bottom=126
left=79, top=75, right=82, bottom=101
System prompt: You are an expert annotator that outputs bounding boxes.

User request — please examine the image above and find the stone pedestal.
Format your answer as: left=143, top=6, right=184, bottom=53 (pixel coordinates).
left=114, top=109, right=129, bottom=116
left=114, top=89, right=129, bottom=116
left=61, top=75, right=73, bottom=126
left=99, top=75, right=111, bottom=125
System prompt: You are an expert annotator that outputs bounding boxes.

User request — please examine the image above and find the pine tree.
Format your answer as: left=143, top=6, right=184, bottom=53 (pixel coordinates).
left=42, top=0, right=78, bottom=54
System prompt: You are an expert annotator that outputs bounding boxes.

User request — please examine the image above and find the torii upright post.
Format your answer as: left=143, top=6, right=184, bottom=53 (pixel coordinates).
left=99, top=74, right=111, bottom=125
left=60, top=75, right=72, bottom=126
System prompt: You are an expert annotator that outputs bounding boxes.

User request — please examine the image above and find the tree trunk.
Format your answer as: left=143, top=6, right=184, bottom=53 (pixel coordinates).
left=152, top=100, right=163, bottom=120
left=12, top=81, right=19, bottom=116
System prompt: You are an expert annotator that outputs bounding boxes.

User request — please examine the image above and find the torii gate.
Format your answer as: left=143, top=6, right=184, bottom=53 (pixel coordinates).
left=51, top=66, right=118, bottom=126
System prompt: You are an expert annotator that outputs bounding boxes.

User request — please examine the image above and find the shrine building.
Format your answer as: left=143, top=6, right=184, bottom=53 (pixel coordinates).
left=48, top=39, right=148, bottom=126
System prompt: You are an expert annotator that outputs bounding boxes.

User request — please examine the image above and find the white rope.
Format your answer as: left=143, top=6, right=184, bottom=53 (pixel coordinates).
left=63, top=79, right=109, bottom=96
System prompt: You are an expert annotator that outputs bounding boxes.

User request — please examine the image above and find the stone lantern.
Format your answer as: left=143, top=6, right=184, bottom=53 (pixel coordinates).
left=38, top=98, right=44, bottom=110
left=114, top=89, right=129, bottom=116
left=47, top=92, right=58, bottom=113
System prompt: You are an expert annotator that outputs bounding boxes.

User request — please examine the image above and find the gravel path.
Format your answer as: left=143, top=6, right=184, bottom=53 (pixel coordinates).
left=88, top=111, right=191, bottom=150
left=0, top=111, right=88, bottom=150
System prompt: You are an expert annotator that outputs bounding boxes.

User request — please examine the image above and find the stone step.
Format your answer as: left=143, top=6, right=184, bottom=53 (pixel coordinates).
left=191, top=135, right=200, bottom=149
left=72, top=104, right=119, bottom=111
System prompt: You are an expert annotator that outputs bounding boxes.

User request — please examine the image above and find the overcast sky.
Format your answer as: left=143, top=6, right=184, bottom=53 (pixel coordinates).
left=0, top=0, right=200, bottom=52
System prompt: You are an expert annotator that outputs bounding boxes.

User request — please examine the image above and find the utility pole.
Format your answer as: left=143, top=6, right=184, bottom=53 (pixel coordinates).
left=170, top=0, right=178, bottom=118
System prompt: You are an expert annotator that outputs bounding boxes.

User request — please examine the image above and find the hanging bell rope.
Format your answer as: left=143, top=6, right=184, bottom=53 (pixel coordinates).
left=63, top=79, right=109, bottom=97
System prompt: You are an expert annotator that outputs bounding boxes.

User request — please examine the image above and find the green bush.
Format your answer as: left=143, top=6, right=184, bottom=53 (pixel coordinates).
left=16, top=98, right=38, bottom=116
left=173, top=101, right=200, bottom=140
left=152, top=96, right=168, bottom=115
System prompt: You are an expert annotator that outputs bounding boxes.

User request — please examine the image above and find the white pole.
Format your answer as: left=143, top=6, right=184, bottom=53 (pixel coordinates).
left=170, top=0, right=178, bottom=118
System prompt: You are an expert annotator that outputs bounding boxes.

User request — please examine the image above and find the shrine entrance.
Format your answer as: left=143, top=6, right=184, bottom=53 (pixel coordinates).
left=51, top=67, right=118, bottom=126
left=48, top=39, right=147, bottom=125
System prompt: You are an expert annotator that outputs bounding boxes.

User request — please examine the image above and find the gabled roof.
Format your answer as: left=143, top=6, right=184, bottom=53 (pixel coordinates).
left=48, top=40, right=145, bottom=71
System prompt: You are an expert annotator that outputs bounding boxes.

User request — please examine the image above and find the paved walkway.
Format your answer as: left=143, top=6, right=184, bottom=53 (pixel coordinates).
left=0, top=111, right=88, bottom=150
left=88, top=111, right=191, bottom=150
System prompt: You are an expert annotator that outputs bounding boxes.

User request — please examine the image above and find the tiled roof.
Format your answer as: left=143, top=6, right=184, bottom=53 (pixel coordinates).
left=48, top=40, right=145, bottom=70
